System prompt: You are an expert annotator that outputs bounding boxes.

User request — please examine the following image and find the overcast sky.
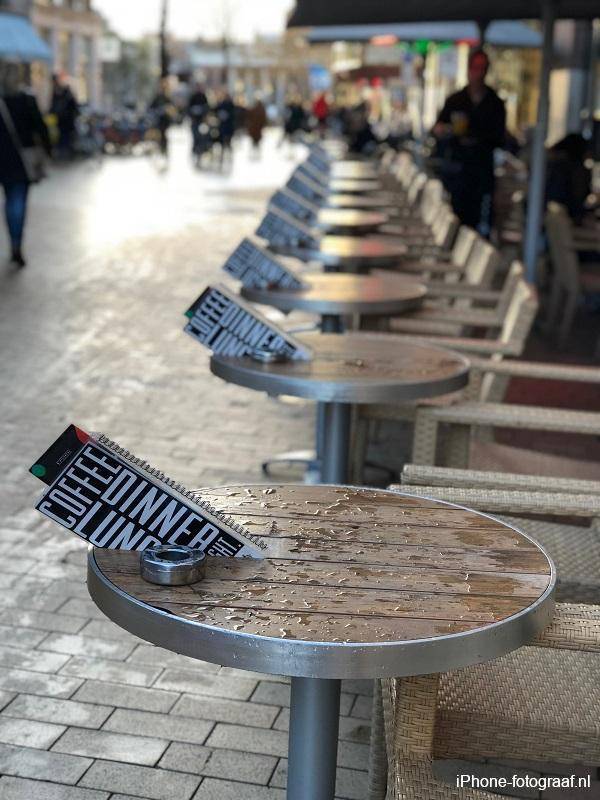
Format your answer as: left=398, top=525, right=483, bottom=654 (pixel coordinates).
left=93, top=0, right=296, bottom=41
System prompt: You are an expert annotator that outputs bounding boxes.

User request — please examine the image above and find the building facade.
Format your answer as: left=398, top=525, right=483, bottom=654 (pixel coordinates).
left=1, top=0, right=104, bottom=108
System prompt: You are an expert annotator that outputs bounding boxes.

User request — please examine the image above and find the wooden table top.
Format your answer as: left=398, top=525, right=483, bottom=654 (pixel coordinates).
left=241, top=272, right=426, bottom=316
left=316, top=208, right=388, bottom=231
left=328, top=179, right=381, bottom=194
left=271, top=234, right=406, bottom=269
left=330, top=162, right=379, bottom=179
left=325, top=193, right=392, bottom=209
left=90, top=485, right=555, bottom=679
left=210, top=332, right=469, bottom=403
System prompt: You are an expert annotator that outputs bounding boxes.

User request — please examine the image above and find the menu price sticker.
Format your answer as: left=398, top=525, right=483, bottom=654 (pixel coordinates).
left=256, top=208, right=318, bottom=249
left=185, top=283, right=312, bottom=360
left=30, top=426, right=265, bottom=556
left=222, top=237, right=304, bottom=290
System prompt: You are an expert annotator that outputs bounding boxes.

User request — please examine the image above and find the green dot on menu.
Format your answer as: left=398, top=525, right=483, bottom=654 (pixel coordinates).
left=31, top=464, right=46, bottom=477
left=185, top=310, right=194, bottom=318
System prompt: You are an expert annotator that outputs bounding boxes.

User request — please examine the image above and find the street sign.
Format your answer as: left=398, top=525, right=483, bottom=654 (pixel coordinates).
left=223, top=236, right=305, bottom=290
left=185, top=283, right=312, bottom=360
left=30, top=426, right=265, bottom=556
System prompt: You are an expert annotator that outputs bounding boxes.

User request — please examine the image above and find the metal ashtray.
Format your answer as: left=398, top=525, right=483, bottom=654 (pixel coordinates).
left=249, top=346, right=288, bottom=364
left=140, top=545, right=206, bottom=586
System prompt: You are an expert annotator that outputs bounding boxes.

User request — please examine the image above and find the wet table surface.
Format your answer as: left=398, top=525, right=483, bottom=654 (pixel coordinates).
left=328, top=179, right=381, bottom=194
left=241, top=272, right=426, bottom=316
left=272, top=234, right=406, bottom=268
left=210, top=332, right=469, bottom=403
left=89, top=485, right=555, bottom=679
left=330, top=162, right=379, bottom=179
left=315, top=208, right=388, bottom=232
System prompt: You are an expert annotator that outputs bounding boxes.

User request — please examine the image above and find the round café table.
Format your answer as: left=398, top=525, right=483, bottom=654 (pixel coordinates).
left=328, top=178, right=381, bottom=194
left=89, top=484, right=555, bottom=800
left=324, top=192, right=393, bottom=210
left=241, top=272, right=426, bottom=332
left=210, top=332, right=469, bottom=484
left=271, top=234, right=406, bottom=271
left=329, top=161, right=379, bottom=179
left=315, top=208, right=388, bottom=235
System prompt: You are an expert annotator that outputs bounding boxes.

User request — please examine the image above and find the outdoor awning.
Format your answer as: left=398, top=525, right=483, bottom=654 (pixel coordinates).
left=306, top=21, right=543, bottom=48
left=288, top=0, right=599, bottom=26
left=0, top=12, right=52, bottom=63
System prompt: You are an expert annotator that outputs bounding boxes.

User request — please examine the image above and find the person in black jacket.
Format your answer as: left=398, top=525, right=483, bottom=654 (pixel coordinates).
left=0, top=65, right=51, bottom=266
left=433, top=49, right=506, bottom=235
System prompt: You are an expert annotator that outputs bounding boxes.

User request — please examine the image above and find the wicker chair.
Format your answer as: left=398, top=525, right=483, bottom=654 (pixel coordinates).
left=368, top=602, right=600, bottom=800
left=411, top=358, right=600, bottom=470
left=366, top=477, right=600, bottom=800
left=398, top=464, right=600, bottom=604
left=545, top=202, right=600, bottom=352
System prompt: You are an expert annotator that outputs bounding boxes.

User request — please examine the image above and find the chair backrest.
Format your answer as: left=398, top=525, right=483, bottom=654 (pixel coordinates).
left=495, top=261, right=524, bottom=318
left=450, top=226, right=478, bottom=268
left=463, top=240, right=500, bottom=289
left=498, top=277, right=538, bottom=352
left=433, top=210, right=459, bottom=249
left=405, top=171, right=427, bottom=207
left=419, top=178, right=445, bottom=225
left=545, top=202, right=581, bottom=292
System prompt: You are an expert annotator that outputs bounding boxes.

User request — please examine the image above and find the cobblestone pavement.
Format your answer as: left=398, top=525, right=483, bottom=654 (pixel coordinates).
left=0, top=129, right=371, bottom=799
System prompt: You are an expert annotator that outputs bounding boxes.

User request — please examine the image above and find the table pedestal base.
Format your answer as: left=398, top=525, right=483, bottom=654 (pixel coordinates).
left=321, top=402, right=351, bottom=484
left=288, top=677, right=341, bottom=800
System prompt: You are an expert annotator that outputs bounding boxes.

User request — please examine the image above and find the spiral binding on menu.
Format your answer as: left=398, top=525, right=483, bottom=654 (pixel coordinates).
left=94, top=433, right=265, bottom=549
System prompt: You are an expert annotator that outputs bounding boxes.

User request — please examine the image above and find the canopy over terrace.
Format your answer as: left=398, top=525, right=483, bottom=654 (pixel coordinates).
left=289, top=0, right=599, bottom=283
left=0, top=12, right=52, bottom=62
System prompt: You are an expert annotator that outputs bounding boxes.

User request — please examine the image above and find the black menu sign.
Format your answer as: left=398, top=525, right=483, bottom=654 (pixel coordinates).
left=255, top=207, right=318, bottom=248
left=30, top=427, right=265, bottom=556
left=269, top=189, right=318, bottom=224
left=185, top=283, right=312, bottom=360
left=222, top=237, right=304, bottom=290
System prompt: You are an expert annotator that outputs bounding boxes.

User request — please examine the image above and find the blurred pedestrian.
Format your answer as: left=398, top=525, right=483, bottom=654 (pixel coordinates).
left=187, top=82, right=209, bottom=157
left=282, top=96, right=307, bottom=144
left=149, top=78, right=175, bottom=157
left=433, top=49, right=506, bottom=235
left=50, top=73, right=79, bottom=159
left=546, top=133, right=592, bottom=225
left=215, top=90, right=236, bottom=163
left=0, top=63, right=51, bottom=267
left=312, top=92, right=329, bottom=137
left=245, top=96, right=268, bottom=155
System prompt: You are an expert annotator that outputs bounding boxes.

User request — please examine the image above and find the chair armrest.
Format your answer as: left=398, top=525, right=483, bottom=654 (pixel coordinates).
left=424, top=285, right=502, bottom=304
left=533, top=603, right=600, bottom=653
left=399, top=463, right=600, bottom=495
left=469, top=357, right=600, bottom=383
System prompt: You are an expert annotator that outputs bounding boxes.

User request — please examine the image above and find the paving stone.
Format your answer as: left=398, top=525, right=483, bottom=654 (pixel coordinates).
left=203, top=748, right=277, bottom=785
left=56, top=598, right=107, bottom=620
left=0, top=689, right=15, bottom=711
left=77, top=620, right=141, bottom=643
left=157, top=741, right=211, bottom=774
left=170, top=693, right=279, bottom=728
left=0, top=776, right=109, bottom=800
left=72, top=680, right=179, bottom=713
left=0, top=609, right=86, bottom=634
left=218, top=667, right=289, bottom=684
left=0, top=644, right=71, bottom=673
left=0, top=717, right=66, bottom=749
left=270, top=759, right=368, bottom=800
left=155, top=669, right=257, bottom=700
left=39, top=633, right=137, bottom=661
left=51, top=727, right=168, bottom=766
left=3, top=694, right=113, bottom=728
left=206, top=723, right=289, bottom=758
left=79, top=759, right=201, bottom=800
left=192, top=778, right=285, bottom=800
left=0, top=742, right=92, bottom=784
left=350, top=693, right=373, bottom=719
left=104, top=708, right=214, bottom=745
left=250, top=680, right=354, bottom=715
left=0, top=623, right=49, bottom=649
left=0, top=668, right=82, bottom=698
left=59, top=656, right=162, bottom=686
left=542, top=783, right=600, bottom=799
left=337, top=741, right=370, bottom=771
left=127, top=645, right=221, bottom=671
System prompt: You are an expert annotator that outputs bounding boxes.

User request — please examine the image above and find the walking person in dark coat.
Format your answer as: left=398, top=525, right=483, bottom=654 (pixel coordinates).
left=0, top=65, right=51, bottom=267
left=433, top=49, right=506, bottom=236
left=50, top=73, right=79, bottom=159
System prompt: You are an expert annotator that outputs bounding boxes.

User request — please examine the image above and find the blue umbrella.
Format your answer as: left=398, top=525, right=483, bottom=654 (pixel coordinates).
left=0, top=12, right=53, bottom=63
